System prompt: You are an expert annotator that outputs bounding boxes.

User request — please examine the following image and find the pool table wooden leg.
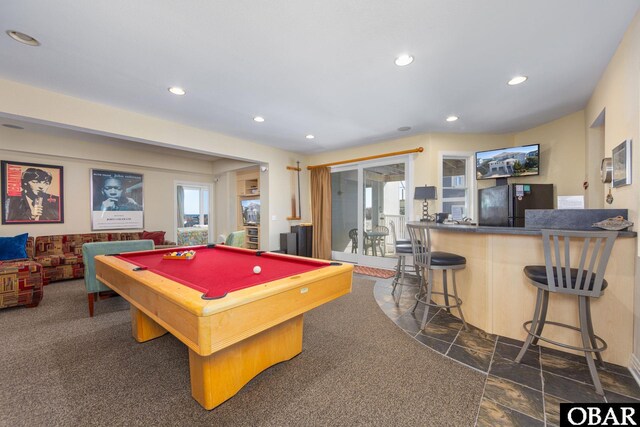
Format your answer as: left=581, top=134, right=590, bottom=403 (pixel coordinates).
left=189, top=314, right=304, bottom=410
left=130, top=305, right=168, bottom=342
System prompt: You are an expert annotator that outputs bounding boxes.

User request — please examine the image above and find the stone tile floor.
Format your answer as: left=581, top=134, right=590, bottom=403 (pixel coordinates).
left=369, top=274, right=640, bottom=426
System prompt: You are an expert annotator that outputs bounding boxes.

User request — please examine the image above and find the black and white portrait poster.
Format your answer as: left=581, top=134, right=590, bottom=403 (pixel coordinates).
left=91, top=169, right=143, bottom=230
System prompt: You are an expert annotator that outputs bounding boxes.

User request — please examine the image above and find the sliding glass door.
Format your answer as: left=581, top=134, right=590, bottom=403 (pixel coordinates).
left=331, top=156, right=412, bottom=268
left=331, top=169, right=359, bottom=263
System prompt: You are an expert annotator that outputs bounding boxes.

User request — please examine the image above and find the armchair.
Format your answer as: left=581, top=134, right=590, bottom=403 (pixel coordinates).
left=0, top=235, right=43, bottom=310
left=0, top=260, right=43, bottom=309
left=224, top=230, right=246, bottom=248
left=82, top=239, right=155, bottom=317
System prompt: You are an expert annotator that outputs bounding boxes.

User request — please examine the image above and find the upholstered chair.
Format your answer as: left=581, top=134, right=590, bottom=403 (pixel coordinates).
left=82, top=240, right=155, bottom=317
left=224, top=230, right=246, bottom=247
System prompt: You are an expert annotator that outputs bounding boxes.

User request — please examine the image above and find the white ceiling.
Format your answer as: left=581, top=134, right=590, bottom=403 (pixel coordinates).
left=0, top=1, right=638, bottom=155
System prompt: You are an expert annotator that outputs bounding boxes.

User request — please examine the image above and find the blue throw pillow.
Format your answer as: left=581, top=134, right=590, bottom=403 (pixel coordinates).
left=0, top=233, right=29, bottom=261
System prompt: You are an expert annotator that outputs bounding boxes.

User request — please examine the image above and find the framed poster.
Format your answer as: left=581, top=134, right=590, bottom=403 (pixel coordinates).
left=612, top=139, right=632, bottom=188
left=1, top=160, right=64, bottom=224
left=91, top=169, right=144, bottom=230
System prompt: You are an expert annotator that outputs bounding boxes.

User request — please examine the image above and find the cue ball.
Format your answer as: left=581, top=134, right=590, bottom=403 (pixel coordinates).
left=253, top=266, right=262, bottom=274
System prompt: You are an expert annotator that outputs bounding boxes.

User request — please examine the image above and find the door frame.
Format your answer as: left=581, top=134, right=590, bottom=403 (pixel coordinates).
left=174, top=180, right=214, bottom=244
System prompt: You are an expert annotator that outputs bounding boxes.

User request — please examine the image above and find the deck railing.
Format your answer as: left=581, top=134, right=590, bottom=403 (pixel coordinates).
left=377, top=214, right=407, bottom=255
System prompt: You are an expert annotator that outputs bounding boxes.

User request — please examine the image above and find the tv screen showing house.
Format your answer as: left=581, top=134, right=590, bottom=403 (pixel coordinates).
left=240, top=199, right=260, bottom=225
left=475, top=143, right=540, bottom=180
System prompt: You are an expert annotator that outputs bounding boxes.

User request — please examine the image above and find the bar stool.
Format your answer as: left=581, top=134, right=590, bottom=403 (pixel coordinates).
left=515, top=229, right=617, bottom=396
left=390, top=221, right=419, bottom=303
left=407, top=223, right=468, bottom=330
left=390, top=221, right=410, bottom=246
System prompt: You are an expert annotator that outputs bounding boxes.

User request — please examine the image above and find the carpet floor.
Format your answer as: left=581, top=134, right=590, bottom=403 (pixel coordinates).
left=0, top=277, right=485, bottom=426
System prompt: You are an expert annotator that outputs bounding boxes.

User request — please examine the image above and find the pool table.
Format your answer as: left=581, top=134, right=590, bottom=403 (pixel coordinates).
left=94, top=244, right=353, bottom=410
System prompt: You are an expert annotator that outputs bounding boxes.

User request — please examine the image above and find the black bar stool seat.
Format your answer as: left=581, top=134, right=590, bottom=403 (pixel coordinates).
left=430, top=252, right=466, bottom=267
left=395, top=245, right=412, bottom=254
left=523, top=266, right=608, bottom=293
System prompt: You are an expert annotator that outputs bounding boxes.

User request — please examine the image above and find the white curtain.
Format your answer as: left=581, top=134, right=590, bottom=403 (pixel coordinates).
left=176, top=185, right=185, bottom=229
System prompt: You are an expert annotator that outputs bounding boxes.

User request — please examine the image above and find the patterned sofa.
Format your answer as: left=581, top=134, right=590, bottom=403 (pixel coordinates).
left=33, top=232, right=175, bottom=284
left=0, top=236, right=43, bottom=310
left=177, top=227, right=209, bottom=246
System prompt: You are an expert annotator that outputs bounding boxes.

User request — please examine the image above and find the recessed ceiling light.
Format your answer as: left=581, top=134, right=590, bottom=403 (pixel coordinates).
left=6, top=30, right=40, bottom=46
left=397, top=126, right=411, bottom=132
left=446, top=116, right=459, bottom=122
left=394, top=54, right=414, bottom=67
left=508, top=76, right=528, bottom=86
left=2, top=124, right=24, bottom=129
left=168, top=87, right=186, bottom=95
left=305, top=134, right=315, bottom=140
left=253, top=116, right=265, bottom=123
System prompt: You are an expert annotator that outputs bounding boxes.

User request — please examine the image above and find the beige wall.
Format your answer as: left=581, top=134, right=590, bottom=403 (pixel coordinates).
left=308, top=133, right=512, bottom=220
left=584, top=12, right=640, bottom=364
left=0, top=78, right=310, bottom=250
left=0, top=126, right=216, bottom=242
left=586, top=13, right=639, bottom=243
left=308, top=112, right=586, bottom=221
left=513, top=110, right=586, bottom=198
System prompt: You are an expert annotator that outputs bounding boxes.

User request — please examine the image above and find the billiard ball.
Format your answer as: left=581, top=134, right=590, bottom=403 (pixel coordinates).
left=253, top=266, right=262, bottom=274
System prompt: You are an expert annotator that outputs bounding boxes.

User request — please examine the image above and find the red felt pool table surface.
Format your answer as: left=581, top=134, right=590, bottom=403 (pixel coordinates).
left=115, top=244, right=331, bottom=299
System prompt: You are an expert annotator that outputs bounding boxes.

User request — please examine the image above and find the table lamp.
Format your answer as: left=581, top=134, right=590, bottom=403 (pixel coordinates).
left=414, top=186, right=437, bottom=222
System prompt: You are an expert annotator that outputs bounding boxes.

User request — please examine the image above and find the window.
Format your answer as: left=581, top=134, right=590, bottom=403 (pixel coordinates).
left=175, top=182, right=212, bottom=246
left=440, top=154, right=474, bottom=221
left=182, top=186, right=209, bottom=227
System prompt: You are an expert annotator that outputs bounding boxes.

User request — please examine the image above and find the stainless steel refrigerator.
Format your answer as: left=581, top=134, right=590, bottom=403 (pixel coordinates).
left=478, top=184, right=554, bottom=227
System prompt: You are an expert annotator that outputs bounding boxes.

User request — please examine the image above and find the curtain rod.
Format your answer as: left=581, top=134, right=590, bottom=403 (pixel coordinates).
left=307, top=147, right=424, bottom=170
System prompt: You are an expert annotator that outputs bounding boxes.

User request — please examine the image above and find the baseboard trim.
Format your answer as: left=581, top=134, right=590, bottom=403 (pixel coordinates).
left=629, top=354, right=640, bottom=387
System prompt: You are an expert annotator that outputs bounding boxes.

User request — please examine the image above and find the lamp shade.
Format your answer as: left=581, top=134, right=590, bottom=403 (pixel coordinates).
left=414, top=186, right=437, bottom=200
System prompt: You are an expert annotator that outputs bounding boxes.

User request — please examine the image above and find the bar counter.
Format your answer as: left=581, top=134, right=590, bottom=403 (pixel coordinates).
left=421, top=222, right=637, bottom=237
left=406, top=221, right=636, bottom=366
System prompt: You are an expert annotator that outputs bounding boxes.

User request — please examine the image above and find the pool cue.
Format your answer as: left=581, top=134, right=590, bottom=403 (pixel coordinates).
left=296, top=161, right=301, bottom=219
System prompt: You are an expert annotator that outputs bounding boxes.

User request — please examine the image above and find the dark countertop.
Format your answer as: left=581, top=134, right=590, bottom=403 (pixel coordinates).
left=406, top=221, right=637, bottom=238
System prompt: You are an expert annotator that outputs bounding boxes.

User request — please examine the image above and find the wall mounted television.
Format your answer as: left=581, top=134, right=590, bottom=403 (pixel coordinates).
left=240, top=199, right=260, bottom=225
left=475, top=143, right=540, bottom=180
